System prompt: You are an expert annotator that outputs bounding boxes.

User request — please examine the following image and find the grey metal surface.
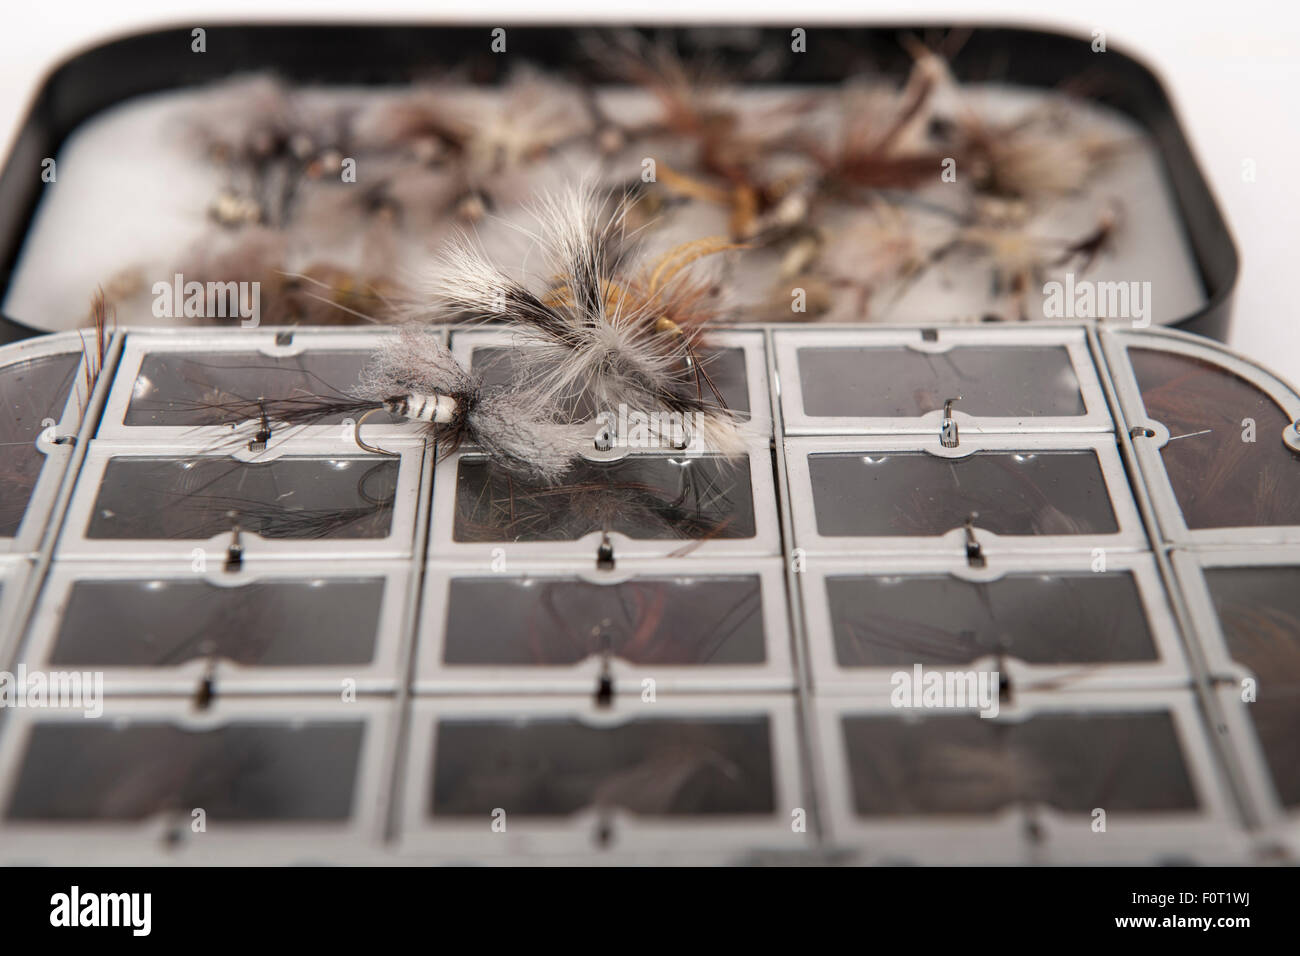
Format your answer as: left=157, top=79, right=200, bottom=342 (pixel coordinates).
left=0, top=321, right=1296, bottom=864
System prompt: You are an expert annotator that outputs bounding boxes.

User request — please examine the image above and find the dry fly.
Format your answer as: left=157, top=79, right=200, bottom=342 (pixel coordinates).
left=423, top=185, right=748, bottom=455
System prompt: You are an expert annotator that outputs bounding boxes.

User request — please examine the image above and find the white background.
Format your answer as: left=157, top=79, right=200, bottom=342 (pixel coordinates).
left=3, top=0, right=1297, bottom=386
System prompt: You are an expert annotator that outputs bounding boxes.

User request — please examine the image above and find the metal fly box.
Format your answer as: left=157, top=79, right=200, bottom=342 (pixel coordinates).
left=0, top=320, right=1296, bottom=866
left=0, top=17, right=1279, bottom=867
left=415, top=557, right=793, bottom=695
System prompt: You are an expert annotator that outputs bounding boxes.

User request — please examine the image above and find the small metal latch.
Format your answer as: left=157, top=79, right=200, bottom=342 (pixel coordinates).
left=940, top=397, right=961, bottom=448
left=194, top=661, right=217, bottom=711
left=595, top=665, right=614, bottom=708
left=593, top=620, right=615, bottom=708
left=594, top=809, right=615, bottom=849
left=224, top=515, right=244, bottom=571
left=596, top=532, right=615, bottom=570
left=248, top=399, right=272, bottom=452
left=964, top=513, right=985, bottom=568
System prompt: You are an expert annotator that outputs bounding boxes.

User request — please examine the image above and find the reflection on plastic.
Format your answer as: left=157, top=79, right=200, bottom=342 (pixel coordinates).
left=1245, top=698, right=1300, bottom=808
left=50, top=577, right=385, bottom=667
left=842, top=711, right=1197, bottom=815
left=6, top=721, right=364, bottom=821
left=0, top=353, right=80, bottom=536
left=797, top=345, right=1085, bottom=418
left=123, top=351, right=397, bottom=426
left=1205, top=566, right=1300, bottom=691
left=827, top=572, right=1155, bottom=667
left=444, top=575, right=764, bottom=665
left=453, top=455, right=756, bottom=542
left=808, top=450, right=1118, bottom=537
left=87, top=456, right=398, bottom=540
left=1130, top=348, right=1300, bottom=529
left=430, top=716, right=775, bottom=816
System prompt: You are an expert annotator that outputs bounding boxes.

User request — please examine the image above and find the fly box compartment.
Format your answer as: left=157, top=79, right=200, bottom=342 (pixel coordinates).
left=416, top=558, right=793, bottom=695
left=810, top=690, right=1248, bottom=865
left=784, top=433, right=1147, bottom=557
left=430, top=439, right=781, bottom=563
left=0, top=697, right=398, bottom=865
left=96, top=327, right=443, bottom=446
left=18, top=559, right=415, bottom=697
left=56, top=439, right=428, bottom=561
left=0, top=334, right=99, bottom=554
left=398, top=696, right=808, bottom=863
left=801, top=552, right=1189, bottom=695
left=1102, top=329, right=1300, bottom=548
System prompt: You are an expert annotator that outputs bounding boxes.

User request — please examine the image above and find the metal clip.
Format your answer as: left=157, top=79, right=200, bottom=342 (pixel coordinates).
left=194, top=660, right=217, bottom=711
left=964, top=513, right=985, bottom=568
left=224, top=514, right=243, bottom=571
left=247, top=399, right=272, bottom=453
left=596, top=531, right=615, bottom=570
left=593, top=619, right=614, bottom=709
left=594, top=808, right=615, bottom=849
left=940, top=397, right=961, bottom=448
